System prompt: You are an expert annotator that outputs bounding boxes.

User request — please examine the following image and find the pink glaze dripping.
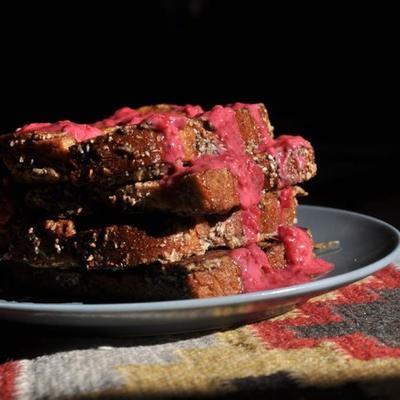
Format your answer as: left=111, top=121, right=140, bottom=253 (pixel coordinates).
left=231, top=244, right=273, bottom=292
left=241, top=206, right=262, bottom=244
left=94, top=104, right=203, bottom=129
left=278, top=187, right=294, bottom=209
left=19, top=121, right=103, bottom=142
left=164, top=105, right=312, bottom=246
left=231, top=226, right=333, bottom=292
left=204, top=106, right=247, bottom=154
left=162, top=152, right=265, bottom=210
left=146, top=114, right=187, bottom=165
left=17, top=105, right=204, bottom=161
left=94, top=107, right=140, bottom=128
left=94, top=105, right=204, bottom=165
left=278, top=187, right=295, bottom=225
left=279, top=226, right=333, bottom=275
left=262, top=135, right=312, bottom=187
left=263, top=134, right=310, bottom=152
left=202, top=106, right=265, bottom=241
left=98, top=109, right=189, bottom=164
left=161, top=104, right=266, bottom=244
left=175, top=104, right=204, bottom=118
left=231, top=102, right=273, bottom=148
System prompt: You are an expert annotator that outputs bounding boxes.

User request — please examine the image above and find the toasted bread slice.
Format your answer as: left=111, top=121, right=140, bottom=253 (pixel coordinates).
left=4, top=189, right=299, bottom=270
left=0, top=103, right=272, bottom=185
left=22, top=140, right=313, bottom=217
left=102, top=148, right=314, bottom=214
left=22, top=168, right=243, bottom=217
left=0, top=243, right=284, bottom=301
left=0, top=229, right=333, bottom=302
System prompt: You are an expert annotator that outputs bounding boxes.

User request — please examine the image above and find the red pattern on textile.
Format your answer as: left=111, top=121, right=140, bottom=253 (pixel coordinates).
left=253, top=265, right=400, bottom=360
left=0, top=361, right=19, bottom=400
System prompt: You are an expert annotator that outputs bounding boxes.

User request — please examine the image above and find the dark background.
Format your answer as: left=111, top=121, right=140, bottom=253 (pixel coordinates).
left=1, top=1, right=398, bottom=227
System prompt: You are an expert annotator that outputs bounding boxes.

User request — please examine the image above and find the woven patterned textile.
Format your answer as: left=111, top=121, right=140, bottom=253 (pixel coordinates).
left=1, top=265, right=400, bottom=400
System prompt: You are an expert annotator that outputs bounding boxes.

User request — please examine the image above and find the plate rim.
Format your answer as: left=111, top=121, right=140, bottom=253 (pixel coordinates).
left=1, top=205, right=399, bottom=313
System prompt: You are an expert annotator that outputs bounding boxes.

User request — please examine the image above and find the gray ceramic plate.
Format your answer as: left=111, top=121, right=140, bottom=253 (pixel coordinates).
left=0, top=205, right=399, bottom=335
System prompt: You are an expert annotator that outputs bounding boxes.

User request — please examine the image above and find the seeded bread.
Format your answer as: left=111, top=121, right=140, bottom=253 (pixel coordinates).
left=0, top=104, right=272, bottom=185
left=3, top=189, right=298, bottom=270
left=0, top=242, right=286, bottom=302
left=22, top=145, right=313, bottom=218
left=102, top=149, right=314, bottom=215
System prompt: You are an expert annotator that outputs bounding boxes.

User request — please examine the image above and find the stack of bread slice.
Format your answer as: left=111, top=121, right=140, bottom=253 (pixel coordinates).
left=0, top=103, right=332, bottom=302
